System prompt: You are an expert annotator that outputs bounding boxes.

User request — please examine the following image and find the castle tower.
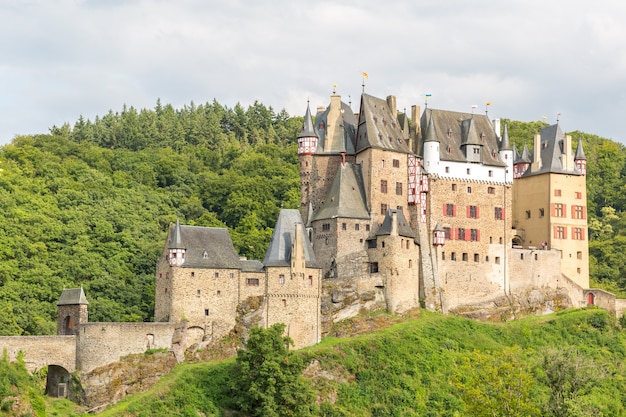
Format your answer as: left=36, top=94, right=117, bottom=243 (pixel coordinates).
left=298, top=102, right=318, bottom=221
left=169, top=219, right=185, bottom=267
left=57, top=288, right=88, bottom=335
left=499, top=124, right=514, bottom=183
left=513, top=144, right=531, bottom=179
left=575, top=137, right=587, bottom=175
left=512, top=124, right=589, bottom=289
left=422, top=113, right=440, bottom=172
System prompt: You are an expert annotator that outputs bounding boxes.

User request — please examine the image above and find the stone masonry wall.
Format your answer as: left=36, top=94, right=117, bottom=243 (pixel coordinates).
left=0, top=336, right=76, bottom=373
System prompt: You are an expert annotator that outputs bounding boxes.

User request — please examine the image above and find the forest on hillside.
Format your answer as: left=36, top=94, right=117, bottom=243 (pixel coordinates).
left=0, top=100, right=625, bottom=335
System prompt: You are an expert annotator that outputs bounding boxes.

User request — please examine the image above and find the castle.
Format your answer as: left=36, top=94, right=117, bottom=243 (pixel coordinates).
left=1, top=90, right=621, bottom=407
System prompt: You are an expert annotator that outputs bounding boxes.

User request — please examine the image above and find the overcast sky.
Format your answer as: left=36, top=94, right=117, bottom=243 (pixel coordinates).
left=1, top=0, right=625, bottom=145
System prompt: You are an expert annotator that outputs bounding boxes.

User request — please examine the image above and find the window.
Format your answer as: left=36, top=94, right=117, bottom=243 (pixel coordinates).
left=488, top=187, right=495, bottom=194
left=525, top=210, right=531, bottom=219
left=393, top=159, right=400, bottom=168
left=470, top=229, right=479, bottom=241
left=396, top=182, right=403, bottom=195
left=452, top=184, right=457, bottom=191
left=488, top=170, right=493, bottom=177
left=191, top=272, right=195, bottom=277
left=495, top=207, right=504, bottom=220
left=577, top=251, right=582, bottom=259
left=279, top=274, right=285, bottom=285
left=468, top=205, right=478, bottom=218
left=282, top=299, right=287, bottom=307
left=573, top=205, right=585, bottom=219
left=196, top=289, right=201, bottom=295
left=445, top=166, right=450, bottom=173
left=369, top=262, right=379, bottom=273
left=381, top=203, right=388, bottom=214
left=205, top=309, right=209, bottom=316
left=445, top=203, right=456, bottom=217
left=366, top=224, right=370, bottom=231
left=573, top=227, right=585, bottom=240
left=247, top=278, right=260, bottom=286
left=554, top=189, right=562, bottom=196
left=322, top=223, right=330, bottom=231
left=381, top=159, right=385, bottom=167
left=342, top=223, right=346, bottom=230
left=230, top=273, right=234, bottom=279
left=381, top=180, right=388, bottom=193
left=203, top=251, right=208, bottom=259
left=466, top=168, right=471, bottom=175
left=451, top=252, right=457, bottom=261
left=309, top=275, right=313, bottom=286
left=214, top=272, right=219, bottom=278
left=442, top=252, right=446, bottom=260
left=575, top=191, right=582, bottom=199
left=462, top=253, right=468, bottom=261
left=495, top=256, right=501, bottom=264
left=467, top=186, right=472, bottom=193
left=355, top=224, right=360, bottom=231
left=539, top=208, right=545, bottom=218
left=458, top=228, right=466, bottom=241
left=554, top=203, right=564, bottom=217
left=474, top=253, right=479, bottom=262
left=554, top=226, right=566, bottom=239
left=409, top=259, right=412, bottom=268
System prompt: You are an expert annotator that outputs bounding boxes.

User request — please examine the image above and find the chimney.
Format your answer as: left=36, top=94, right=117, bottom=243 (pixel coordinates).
left=411, top=105, right=421, bottom=153
left=390, top=210, right=398, bottom=236
left=386, top=95, right=397, bottom=117
left=493, top=118, right=501, bottom=138
left=531, top=134, right=542, bottom=173
left=564, top=134, right=572, bottom=170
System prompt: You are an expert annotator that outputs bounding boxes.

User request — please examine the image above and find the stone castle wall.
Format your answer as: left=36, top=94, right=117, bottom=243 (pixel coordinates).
left=75, top=322, right=177, bottom=373
left=0, top=336, right=76, bottom=373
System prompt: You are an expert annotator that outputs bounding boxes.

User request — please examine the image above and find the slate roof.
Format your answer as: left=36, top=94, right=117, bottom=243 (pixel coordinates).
left=419, top=108, right=506, bottom=167
left=263, top=209, right=319, bottom=268
left=500, top=124, right=513, bottom=151
left=241, top=259, right=264, bottom=272
left=298, top=102, right=318, bottom=139
left=57, top=288, right=89, bottom=305
left=355, top=94, right=411, bottom=154
left=314, top=99, right=357, bottom=154
left=167, top=223, right=242, bottom=269
left=375, top=209, right=416, bottom=239
left=313, top=163, right=370, bottom=221
left=516, top=144, right=531, bottom=164
left=575, top=137, right=586, bottom=160
left=522, top=124, right=582, bottom=177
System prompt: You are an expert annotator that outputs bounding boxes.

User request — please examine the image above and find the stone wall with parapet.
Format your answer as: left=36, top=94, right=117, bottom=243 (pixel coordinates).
left=0, top=336, right=76, bottom=373
left=75, top=322, right=178, bottom=373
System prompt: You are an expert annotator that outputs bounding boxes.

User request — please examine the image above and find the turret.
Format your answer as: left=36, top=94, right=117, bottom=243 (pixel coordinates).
left=499, top=124, right=514, bottom=182
left=168, top=219, right=185, bottom=267
left=297, top=101, right=318, bottom=155
left=57, top=288, right=89, bottom=335
left=513, top=143, right=531, bottom=179
left=422, top=113, right=440, bottom=172
left=460, top=117, right=483, bottom=163
left=575, top=137, right=587, bottom=175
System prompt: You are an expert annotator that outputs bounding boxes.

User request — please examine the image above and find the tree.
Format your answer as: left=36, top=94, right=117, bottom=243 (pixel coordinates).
left=231, top=323, right=314, bottom=417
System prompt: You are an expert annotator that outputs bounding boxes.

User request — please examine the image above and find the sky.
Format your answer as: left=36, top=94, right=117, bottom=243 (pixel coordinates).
left=1, top=0, right=625, bottom=145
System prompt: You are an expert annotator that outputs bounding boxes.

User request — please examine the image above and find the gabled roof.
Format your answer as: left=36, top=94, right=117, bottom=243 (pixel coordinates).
left=313, top=163, right=370, bottom=221
left=376, top=209, right=416, bottom=239
left=167, top=224, right=242, bottom=269
left=58, top=288, right=89, bottom=306
left=263, top=209, right=319, bottom=268
left=523, top=124, right=581, bottom=176
left=314, top=98, right=357, bottom=154
left=419, top=108, right=506, bottom=167
left=355, top=94, right=411, bottom=154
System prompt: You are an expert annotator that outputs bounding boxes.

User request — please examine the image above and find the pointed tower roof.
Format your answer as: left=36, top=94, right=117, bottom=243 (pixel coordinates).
left=575, top=137, right=587, bottom=160
left=516, top=144, right=531, bottom=164
left=170, top=219, right=184, bottom=249
left=57, top=288, right=89, bottom=306
left=375, top=209, right=416, bottom=239
left=263, top=209, right=319, bottom=268
left=499, top=123, right=512, bottom=151
left=423, top=112, right=438, bottom=143
left=313, top=163, right=370, bottom=221
left=460, top=117, right=483, bottom=146
left=298, top=101, right=318, bottom=139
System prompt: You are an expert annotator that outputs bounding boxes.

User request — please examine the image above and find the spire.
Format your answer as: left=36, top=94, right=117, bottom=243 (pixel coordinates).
left=298, top=101, right=318, bottom=139
left=517, top=144, right=531, bottom=163
left=575, top=136, right=586, bottom=161
left=423, top=113, right=438, bottom=143
left=499, top=123, right=512, bottom=151
left=170, top=219, right=184, bottom=249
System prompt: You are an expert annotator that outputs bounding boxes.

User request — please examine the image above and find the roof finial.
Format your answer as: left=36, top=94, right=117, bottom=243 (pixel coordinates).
left=485, top=101, right=492, bottom=116
left=361, top=72, right=368, bottom=93
left=332, top=83, right=337, bottom=95
left=425, top=93, right=432, bottom=108
left=556, top=112, right=561, bottom=124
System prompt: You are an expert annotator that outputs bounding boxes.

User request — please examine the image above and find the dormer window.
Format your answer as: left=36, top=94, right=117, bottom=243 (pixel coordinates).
left=203, top=251, right=208, bottom=259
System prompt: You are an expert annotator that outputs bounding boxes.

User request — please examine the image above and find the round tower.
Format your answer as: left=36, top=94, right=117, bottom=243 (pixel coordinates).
left=574, top=137, right=587, bottom=175
left=422, top=113, right=440, bottom=173
left=499, top=123, right=514, bottom=182
left=298, top=101, right=318, bottom=221
left=169, top=219, right=185, bottom=266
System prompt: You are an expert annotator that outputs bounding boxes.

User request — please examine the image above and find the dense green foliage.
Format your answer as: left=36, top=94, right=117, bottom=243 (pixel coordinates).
left=0, top=351, right=46, bottom=415
left=88, top=309, right=626, bottom=416
left=0, top=100, right=301, bottom=334
left=1, top=102, right=626, bottom=335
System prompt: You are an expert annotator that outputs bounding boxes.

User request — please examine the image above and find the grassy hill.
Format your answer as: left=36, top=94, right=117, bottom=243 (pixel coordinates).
left=12, top=308, right=620, bottom=416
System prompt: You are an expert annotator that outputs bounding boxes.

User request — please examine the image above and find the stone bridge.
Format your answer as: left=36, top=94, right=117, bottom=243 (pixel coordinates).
left=0, top=335, right=76, bottom=373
